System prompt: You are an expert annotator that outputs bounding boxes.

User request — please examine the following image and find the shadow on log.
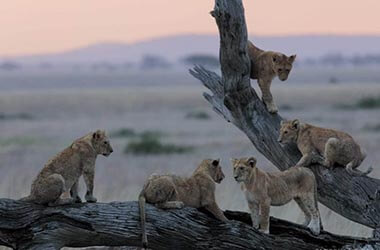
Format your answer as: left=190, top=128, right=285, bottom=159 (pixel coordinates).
left=190, top=0, right=380, bottom=231
left=0, top=199, right=379, bottom=249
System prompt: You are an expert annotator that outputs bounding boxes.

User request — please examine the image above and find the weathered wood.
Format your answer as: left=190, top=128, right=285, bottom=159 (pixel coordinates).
left=0, top=199, right=379, bottom=249
left=190, top=0, right=380, bottom=230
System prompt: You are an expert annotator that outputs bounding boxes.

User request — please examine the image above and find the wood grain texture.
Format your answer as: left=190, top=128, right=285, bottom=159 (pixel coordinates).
left=1, top=0, right=380, bottom=249
left=190, top=0, right=380, bottom=230
left=0, top=199, right=378, bottom=249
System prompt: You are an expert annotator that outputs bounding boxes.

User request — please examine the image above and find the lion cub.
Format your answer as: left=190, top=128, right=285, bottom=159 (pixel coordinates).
left=278, top=119, right=372, bottom=176
left=139, top=159, right=228, bottom=248
left=247, top=40, right=296, bottom=113
left=232, top=157, right=321, bottom=235
left=20, top=130, right=113, bottom=206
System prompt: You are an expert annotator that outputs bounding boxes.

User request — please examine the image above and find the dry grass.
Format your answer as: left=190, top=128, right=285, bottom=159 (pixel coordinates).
left=0, top=76, right=380, bottom=249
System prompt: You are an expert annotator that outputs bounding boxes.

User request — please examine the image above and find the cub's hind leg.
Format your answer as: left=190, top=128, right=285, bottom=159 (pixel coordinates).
left=144, top=177, right=181, bottom=209
left=32, top=174, right=73, bottom=206
left=324, top=137, right=340, bottom=168
left=70, top=180, right=82, bottom=203
left=294, top=197, right=311, bottom=226
left=326, top=138, right=372, bottom=176
left=299, top=194, right=320, bottom=235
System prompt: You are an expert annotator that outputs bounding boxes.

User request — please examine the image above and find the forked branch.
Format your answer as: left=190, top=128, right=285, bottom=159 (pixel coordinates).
left=190, top=0, right=380, bottom=230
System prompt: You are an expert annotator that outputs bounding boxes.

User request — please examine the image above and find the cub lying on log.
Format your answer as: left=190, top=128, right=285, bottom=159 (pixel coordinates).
left=231, top=156, right=321, bottom=235
left=20, top=130, right=113, bottom=206
left=278, top=119, right=372, bottom=176
left=247, top=40, right=296, bottom=113
left=138, top=158, right=228, bottom=248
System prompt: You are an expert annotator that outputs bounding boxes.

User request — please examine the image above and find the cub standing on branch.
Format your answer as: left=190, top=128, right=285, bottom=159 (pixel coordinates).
left=231, top=157, right=321, bottom=235
left=278, top=119, right=372, bottom=176
left=20, top=130, right=113, bottom=206
left=247, top=40, right=296, bottom=113
left=138, top=159, right=228, bottom=248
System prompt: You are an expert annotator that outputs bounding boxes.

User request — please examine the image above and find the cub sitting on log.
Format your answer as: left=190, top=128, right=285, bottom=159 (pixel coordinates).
left=278, top=119, right=372, bottom=176
left=231, top=156, right=321, bottom=235
left=20, top=130, right=113, bottom=206
left=139, top=158, right=228, bottom=248
left=247, top=40, right=296, bottom=113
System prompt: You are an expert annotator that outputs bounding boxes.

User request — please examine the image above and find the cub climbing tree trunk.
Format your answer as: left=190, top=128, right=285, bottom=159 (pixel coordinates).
left=1, top=0, right=380, bottom=249
left=190, top=0, right=380, bottom=230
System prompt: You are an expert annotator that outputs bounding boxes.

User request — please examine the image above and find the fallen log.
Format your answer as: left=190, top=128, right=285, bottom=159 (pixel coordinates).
left=0, top=199, right=378, bottom=249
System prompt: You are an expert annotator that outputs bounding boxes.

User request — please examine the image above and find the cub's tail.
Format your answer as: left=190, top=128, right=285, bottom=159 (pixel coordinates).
left=139, top=191, right=148, bottom=249
left=348, top=165, right=373, bottom=177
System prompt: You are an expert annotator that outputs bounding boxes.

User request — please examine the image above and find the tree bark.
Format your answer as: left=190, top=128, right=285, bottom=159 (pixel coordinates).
left=0, top=199, right=378, bottom=249
left=190, top=0, right=380, bottom=231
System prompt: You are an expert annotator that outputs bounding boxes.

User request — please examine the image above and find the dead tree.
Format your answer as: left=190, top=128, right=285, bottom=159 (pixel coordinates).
left=190, top=0, right=380, bottom=231
left=1, top=0, right=380, bottom=249
left=0, top=199, right=379, bottom=249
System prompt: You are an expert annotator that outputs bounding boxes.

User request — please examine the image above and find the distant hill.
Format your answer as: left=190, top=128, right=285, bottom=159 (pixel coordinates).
left=3, top=34, right=380, bottom=65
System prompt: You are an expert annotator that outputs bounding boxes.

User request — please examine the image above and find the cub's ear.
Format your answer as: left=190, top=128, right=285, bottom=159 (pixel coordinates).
left=288, top=54, right=296, bottom=63
left=247, top=157, right=257, bottom=168
left=272, top=54, right=279, bottom=63
left=230, top=158, right=238, bottom=166
left=292, top=119, right=300, bottom=130
left=212, top=159, right=220, bottom=167
left=93, top=130, right=102, bottom=139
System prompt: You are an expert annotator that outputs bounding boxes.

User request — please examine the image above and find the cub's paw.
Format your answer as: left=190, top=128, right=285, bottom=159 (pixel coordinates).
left=173, top=201, right=185, bottom=209
left=62, top=197, right=75, bottom=205
left=85, top=195, right=97, bottom=203
left=267, top=106, right=278, bottom=114
left=259, top=228, right=269, bottom=234
left=308, top=219, right=321, bottom=235
left=73, top=196, right=82, bottom=203
left=323, top=159, right=333, bottom=168
left=48, top=197, right=75, bottom=206
left=264, top=102, right=278, bottom=114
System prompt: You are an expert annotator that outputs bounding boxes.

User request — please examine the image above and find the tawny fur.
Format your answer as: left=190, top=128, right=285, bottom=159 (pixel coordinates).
left=247, top=40, right=296, bottom=113
left=278, top=119, right=372, bottom=176
left=231, top=157, right=321, bottom=235
left=139, top=159, right=228, bottom=248
left=20, top=130, right=113, bottom=206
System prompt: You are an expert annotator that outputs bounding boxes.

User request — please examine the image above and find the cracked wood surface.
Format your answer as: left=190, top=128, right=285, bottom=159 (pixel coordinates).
left=0, top=199, right=378, bottom=249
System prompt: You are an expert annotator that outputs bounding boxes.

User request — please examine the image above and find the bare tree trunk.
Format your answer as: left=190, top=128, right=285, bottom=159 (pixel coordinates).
left=0, top=199, right=378, bottom=249
left=1, top=0, right=380, bottom=249
left=190, top=0, right=380, bottom=230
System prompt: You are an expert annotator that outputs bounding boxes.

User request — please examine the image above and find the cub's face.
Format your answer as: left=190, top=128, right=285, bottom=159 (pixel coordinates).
left=278, top=119, right=300, bottom=144
left=92, top=130, right=113, bottom=156
left=206, top=159, right=225, bottom=184
left=231, top=157, right=256, bottom=183
left=272, top=54, right=296, bottom=81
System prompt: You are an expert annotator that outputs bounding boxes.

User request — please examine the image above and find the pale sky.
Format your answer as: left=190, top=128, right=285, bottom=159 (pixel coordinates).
left=1, top=0, right=379, bottom=56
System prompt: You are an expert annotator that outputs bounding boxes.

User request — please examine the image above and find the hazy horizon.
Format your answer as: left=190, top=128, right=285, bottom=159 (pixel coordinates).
left=0, top=1, right=379, bottom=245
left=1, top=0, right=379, bottom=56
left=2, top=33, right=380, bottom=60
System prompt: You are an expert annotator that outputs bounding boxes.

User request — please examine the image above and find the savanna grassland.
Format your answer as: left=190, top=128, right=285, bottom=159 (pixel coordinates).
left=0, top=69, right=380, bottom=250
